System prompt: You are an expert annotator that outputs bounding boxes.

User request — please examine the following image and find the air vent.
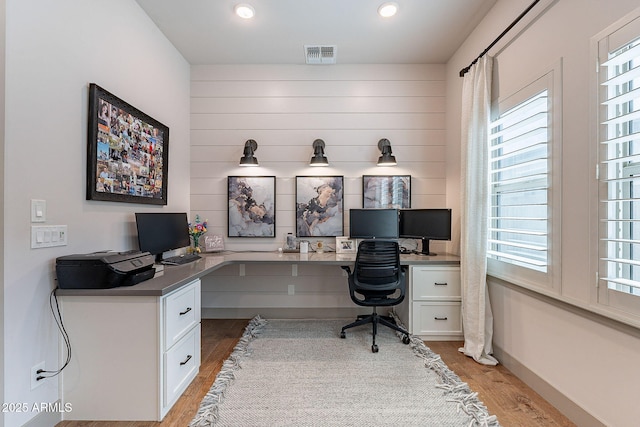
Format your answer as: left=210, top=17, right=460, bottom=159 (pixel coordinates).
left=304, top=45, right=337, bottom=64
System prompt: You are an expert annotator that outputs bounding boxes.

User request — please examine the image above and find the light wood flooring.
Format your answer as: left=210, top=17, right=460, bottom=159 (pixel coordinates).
left=57, top=318, right=576, bottom=427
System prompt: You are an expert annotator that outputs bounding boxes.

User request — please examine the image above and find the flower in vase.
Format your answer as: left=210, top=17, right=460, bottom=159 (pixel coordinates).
left=188, top=215, right=208, bottom=253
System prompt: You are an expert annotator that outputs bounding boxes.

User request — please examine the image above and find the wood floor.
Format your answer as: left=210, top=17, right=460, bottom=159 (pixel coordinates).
left=57, top=318, right=576, bottom=427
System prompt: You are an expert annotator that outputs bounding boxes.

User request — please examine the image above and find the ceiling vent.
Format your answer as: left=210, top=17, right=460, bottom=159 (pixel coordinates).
left=304, top=45, right=337, bottom=64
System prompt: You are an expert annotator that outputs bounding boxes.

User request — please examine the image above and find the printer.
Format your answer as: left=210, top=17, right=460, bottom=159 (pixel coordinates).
left=56, top=250, right=155, bottom=289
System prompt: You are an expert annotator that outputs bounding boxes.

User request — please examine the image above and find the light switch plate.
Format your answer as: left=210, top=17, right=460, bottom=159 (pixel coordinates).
left=31, top=199, right=46, bottom=223
left=31, top=225, right=67, bottom=248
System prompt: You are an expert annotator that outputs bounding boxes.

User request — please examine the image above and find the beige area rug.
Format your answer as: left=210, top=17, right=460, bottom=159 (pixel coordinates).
left=191, top=316, right=500, bottom=427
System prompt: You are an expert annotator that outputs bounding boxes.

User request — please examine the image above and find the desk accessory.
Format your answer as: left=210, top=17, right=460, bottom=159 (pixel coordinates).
left=335, top=236, right=356, bottom=254
left=204, top=235, right=225, bottom=252
left=284, top=233, right=296, bottom=250
left=56, top=250, right=155, bottom=289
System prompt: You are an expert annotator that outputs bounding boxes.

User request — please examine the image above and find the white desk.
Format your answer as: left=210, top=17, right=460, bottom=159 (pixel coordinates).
left=58, top=250, right=460, bottom=421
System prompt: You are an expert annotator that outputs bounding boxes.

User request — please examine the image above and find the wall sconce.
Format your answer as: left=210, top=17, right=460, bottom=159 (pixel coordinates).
left=377, top=138, right=397, bottom=166
left=309, top=139, right=329, bottom=167
left=239, top=139, right=259, bottom=167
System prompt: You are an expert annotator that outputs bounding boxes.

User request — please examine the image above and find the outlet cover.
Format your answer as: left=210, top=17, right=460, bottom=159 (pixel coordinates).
left=31, top=362, right=45, bottom=390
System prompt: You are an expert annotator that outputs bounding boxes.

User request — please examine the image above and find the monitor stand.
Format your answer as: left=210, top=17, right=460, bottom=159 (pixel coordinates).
left=416, top=238, right=437, bottom=256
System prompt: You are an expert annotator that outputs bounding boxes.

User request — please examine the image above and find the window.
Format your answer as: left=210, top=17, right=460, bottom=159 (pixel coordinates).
left=487, top=67, right=562, bottom=291
left=597, top=24, right=640, bottom=312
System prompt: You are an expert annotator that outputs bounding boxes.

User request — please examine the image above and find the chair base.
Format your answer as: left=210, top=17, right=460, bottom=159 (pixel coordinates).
left=340, top=308, right=411, bottom=352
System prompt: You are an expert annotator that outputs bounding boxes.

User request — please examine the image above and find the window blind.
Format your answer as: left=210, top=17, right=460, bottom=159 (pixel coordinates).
left=488, top=90, right=549, bottom=272
left=599, top=38, right=640, bottom=297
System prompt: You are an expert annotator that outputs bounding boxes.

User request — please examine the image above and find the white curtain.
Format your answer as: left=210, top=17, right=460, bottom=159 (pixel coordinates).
left=459, top=55, right=498, bottom=366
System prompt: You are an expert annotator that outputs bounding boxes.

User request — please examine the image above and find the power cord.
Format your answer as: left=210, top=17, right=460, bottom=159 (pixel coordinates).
left=36, top=288, right=72, bottom=381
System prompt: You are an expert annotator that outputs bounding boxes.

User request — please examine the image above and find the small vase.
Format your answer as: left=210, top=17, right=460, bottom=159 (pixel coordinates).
left=191, top=235, right=201, bottom=253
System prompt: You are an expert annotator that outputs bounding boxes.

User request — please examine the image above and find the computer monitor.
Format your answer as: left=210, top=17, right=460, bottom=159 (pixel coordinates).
left=399, top=208, right=452, bottom=256
left=349, top=208, right=399, bottom=239
left=135, top=212, right=191, bottom=262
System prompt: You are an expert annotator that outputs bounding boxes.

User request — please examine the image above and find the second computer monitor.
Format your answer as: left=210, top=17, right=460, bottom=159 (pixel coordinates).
left=399, top=208, right=452, bottom=255
left=349, top=208, right=399, bottom=240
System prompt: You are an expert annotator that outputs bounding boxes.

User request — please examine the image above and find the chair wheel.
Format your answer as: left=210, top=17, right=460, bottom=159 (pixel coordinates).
left=371, top=344, right=379, bottom=353
left=340, top=331, right=346, bottom=339
left=402, top=335, right=411, bottom=344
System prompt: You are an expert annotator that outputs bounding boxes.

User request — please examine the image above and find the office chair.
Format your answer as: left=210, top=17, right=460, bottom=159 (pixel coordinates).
left=340, top=239, right=411, bottom=352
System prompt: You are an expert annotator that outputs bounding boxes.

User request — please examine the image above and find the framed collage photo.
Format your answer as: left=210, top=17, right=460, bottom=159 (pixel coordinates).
left=296, top=176, right=344, bottom=237
left=228, top=176, right=276, bottom=237
left=87, top=83, right=169, bottom=205
left=362, top=175, right=411, bottom=209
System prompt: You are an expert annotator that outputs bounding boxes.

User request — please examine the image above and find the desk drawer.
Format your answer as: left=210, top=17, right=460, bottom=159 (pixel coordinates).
left=412, top=301, right=462, bottom=336
left=164, top=323, right=200, bottom=408
left=411, top=267, right=461, bottom=300
left=163, top=279, right=201, bottom=351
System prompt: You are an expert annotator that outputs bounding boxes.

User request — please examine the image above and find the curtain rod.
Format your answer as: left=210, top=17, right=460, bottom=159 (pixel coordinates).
left=459, top=0, right=541, bottom=77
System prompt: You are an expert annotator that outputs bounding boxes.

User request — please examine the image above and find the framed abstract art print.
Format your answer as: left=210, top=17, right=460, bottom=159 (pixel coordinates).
left=362, top=175, right=411, bottom=209
left=295, top=176, right=344, bottom=237
left=228, top=176, right=276, bottom=237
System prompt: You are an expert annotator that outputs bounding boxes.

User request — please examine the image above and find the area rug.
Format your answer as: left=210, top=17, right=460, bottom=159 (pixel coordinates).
left=190, top=315, right=500, bottom=427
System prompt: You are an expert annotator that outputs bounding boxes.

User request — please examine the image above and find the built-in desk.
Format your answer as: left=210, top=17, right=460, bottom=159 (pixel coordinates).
left=58, top=250, right=460, bottom=421
left=57, top=250, right=460, bottom=297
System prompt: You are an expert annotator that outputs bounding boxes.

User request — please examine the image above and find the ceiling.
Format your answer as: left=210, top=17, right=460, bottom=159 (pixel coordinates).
left=134, top=0, right=497, bottom=65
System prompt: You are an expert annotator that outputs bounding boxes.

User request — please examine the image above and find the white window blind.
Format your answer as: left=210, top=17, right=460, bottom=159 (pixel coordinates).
left=489, top=90, right=549, bottom=273
left=599, top=37, right=640, bottom=298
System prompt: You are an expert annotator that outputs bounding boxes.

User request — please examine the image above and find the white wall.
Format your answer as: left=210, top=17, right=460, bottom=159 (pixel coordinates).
left=190, top=64, right=450, bottom=317
left=0, top=0, right=5, bottom=417
left=446, top=1, right=640, bottom=426
left=3, top=1, right=190, bottom=425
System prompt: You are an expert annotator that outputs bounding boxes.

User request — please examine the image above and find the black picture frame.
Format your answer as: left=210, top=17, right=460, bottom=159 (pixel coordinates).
left=362, top=175, right=411, bottom=208
left=228, top=176, right=276, bottom=238
left=87, top=83, right=169, bottom=205
left=296, top=176, right=344, bottom=237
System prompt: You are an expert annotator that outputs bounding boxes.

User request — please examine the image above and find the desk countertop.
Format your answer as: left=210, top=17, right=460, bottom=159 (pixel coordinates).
left=57, top=250, right=460, bottom=297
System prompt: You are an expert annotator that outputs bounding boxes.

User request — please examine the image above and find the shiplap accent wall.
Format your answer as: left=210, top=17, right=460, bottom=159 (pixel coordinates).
left=190, top=64, right=448, bottom=318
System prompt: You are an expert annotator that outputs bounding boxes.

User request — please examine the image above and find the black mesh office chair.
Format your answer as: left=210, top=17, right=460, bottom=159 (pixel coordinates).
left=340, top=239, right=411, bottom=352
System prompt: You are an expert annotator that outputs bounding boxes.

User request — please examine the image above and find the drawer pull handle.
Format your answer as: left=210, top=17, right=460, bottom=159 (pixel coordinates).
left=179, top=307, right=192, bottom=316
left=180, top=355, right=193, bottom=366
left=434, top=282, right=448, bottom=286
left=434, top=317, right=448, bottom=321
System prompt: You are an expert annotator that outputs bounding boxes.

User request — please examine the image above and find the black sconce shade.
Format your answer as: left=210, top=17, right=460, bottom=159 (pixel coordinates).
left=309, top=139, right=329, bottom=166
left=377, top=138, right=397, bottom=166
left=239, top=139, right=259, bottom=167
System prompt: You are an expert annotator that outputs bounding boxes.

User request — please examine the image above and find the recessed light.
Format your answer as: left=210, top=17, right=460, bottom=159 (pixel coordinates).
left=235, top=4, right=255, bottom=19
left=378, top=2, right=398, bottom=18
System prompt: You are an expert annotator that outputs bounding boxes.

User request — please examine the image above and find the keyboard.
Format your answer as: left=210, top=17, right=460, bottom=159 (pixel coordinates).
left=161, top=253, right=201, bottom=266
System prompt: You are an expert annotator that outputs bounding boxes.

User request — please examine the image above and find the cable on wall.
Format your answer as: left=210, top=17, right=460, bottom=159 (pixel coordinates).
left=35, top=288, right=72, bottom=381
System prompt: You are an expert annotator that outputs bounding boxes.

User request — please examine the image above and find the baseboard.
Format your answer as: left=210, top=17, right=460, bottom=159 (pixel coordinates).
left=493, top=344, right=605, bottom=427
left=21, top=401, right=63, bottom=427
left=202, top=307, right=369, bottom=319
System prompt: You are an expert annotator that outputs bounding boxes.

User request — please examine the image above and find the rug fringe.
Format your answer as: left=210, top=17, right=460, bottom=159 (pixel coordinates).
left=390, top=311, right=500, bottom=427
left=189, top=315, right=267, bottom=427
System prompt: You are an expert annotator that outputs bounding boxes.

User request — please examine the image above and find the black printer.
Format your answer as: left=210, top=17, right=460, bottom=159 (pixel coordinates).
left=56, top=250, right=155, bottom=289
